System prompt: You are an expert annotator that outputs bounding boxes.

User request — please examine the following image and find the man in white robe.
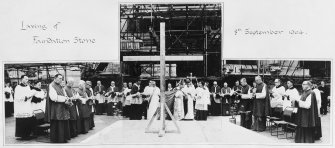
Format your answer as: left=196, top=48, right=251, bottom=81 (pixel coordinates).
left=14, top=75, right=37, bottom=139
left=182, top=79, right=196, bottom=120
left=283, top=80, right=300, bottom=109
left=270, top=79, right=286, bottom=112
left=145, top=81, right=160, bottom=120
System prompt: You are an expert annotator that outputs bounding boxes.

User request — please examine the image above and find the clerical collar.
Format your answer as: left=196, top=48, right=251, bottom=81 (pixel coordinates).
left=19, top=83, right=27, bottom=87
left=288, top=86, right=295, bottom=90
left=30, top=86, right=41, bottom=91
left=304, top=88, right=311, bottom=92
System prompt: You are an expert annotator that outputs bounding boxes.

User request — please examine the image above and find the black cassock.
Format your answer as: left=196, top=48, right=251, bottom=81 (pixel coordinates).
left=129, top=85, right=142, bottom=120
left=252, top=83, right=270, bottom=132
left=318, top=85, right=329, bottom=115
left=86, top=89, right=95, bottom=129
left=239, top=85, right=253, bottom=129
left=210, top=85, right=221, bottom=116
left=49, top=82, right=71, bottom=143
left=295, top=89, right=319, bottom=143
left=106, top=86, right=119, bottom=116
left=221, top=87, right=231, bottom=116
left=94, top=85, right=106, bottom=115
left=64, top=86, right=79, bottom=138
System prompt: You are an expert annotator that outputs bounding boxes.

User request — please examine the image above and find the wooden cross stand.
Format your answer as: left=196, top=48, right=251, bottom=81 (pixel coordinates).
left=145, top=22, right=181, bottom=137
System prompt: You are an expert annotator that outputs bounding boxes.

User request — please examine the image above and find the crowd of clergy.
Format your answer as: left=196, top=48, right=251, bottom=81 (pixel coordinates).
left=4, top=73, right=330, bottom=143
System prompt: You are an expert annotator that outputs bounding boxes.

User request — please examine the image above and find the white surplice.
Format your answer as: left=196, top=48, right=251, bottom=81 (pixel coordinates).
left=182, top=85, right=196, bottom=120
left=146, top=86, right=160, bottom=120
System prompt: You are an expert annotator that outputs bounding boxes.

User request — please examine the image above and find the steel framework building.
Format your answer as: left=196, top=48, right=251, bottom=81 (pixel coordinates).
left=120, top=4, right=222, bottom=80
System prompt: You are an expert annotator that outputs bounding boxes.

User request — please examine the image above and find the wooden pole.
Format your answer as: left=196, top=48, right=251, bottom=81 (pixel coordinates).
left=158, top=22, right=166, bottom=137
left=145, top=22, right=180, bottom=136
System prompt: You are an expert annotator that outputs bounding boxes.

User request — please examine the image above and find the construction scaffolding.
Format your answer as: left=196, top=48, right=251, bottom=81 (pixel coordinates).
left=120, top=4, right=222, bottom=81
left=4, top=62, right=121, bottom=88
left=222, top=60, right=331, bottom=87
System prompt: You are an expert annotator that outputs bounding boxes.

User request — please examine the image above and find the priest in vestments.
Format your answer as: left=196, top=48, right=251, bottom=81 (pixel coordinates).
left=106, top=81, right=119, bottom=116
left=146, top=81, right=161, bottom=121
left=77, top=80, right=91, bottom=134
left=94, top=81, right=106, bottom=115
left=64, top=78, right=80, bottom=138
left=252, top=76, right=271, bottom=132
left=14, top=75, right=36, bottom=140
left=295, top=81, right=319, bottom=143
left=239, top=78, right=253, bottom=129
left=210, top=81, right=221, bottom=116
left=220, top=82, right=231, bottom=116
left=48, top=74, right=71, bottom=143
left=270, top=79, right=286, bottom=117
left=312, top=82, right=322, bottom=140
left=121, top=82, right=131, bottom=117
left=85, top=81, right=95, bottom=129
left=232, top=80, right=242, bottom=110
left=195, top=81, right=211, bottom=121
left=318, top=81, right=329, bottom=115
left=182, top=79, right=196, bottom=120
left=129, top=80, right=142, bottom=120
left=142, top=81, right=153, bottom=120
left=4, top=82, right=14, bottom=117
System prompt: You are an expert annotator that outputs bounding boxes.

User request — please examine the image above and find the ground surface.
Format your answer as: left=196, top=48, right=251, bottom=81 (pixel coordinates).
left=4, top=113, right=331, bottom=145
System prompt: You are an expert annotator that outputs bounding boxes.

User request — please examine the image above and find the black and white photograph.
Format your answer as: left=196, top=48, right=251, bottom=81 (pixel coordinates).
left=1, top=0, right=334, bottom=147
left=2, top=60, right=332, bottom=144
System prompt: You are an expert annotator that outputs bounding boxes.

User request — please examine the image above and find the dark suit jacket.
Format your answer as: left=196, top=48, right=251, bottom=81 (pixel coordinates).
left=94, top=85, right=106, bottom=95
left=210, top=85, right=221, bottom=94
left=107, top=86, right=119, bottom=93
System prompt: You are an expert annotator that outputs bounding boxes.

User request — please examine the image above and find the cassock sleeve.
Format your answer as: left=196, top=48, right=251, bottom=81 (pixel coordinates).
left=298, top=94, right=312, bottom=109
left=49, top=85, right=67, bottom=102
left=255, top=85, right=267, bottom=99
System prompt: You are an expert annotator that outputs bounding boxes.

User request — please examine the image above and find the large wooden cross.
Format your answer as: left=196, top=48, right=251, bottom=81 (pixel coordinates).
left=145, top=22, right=180, bottom=137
